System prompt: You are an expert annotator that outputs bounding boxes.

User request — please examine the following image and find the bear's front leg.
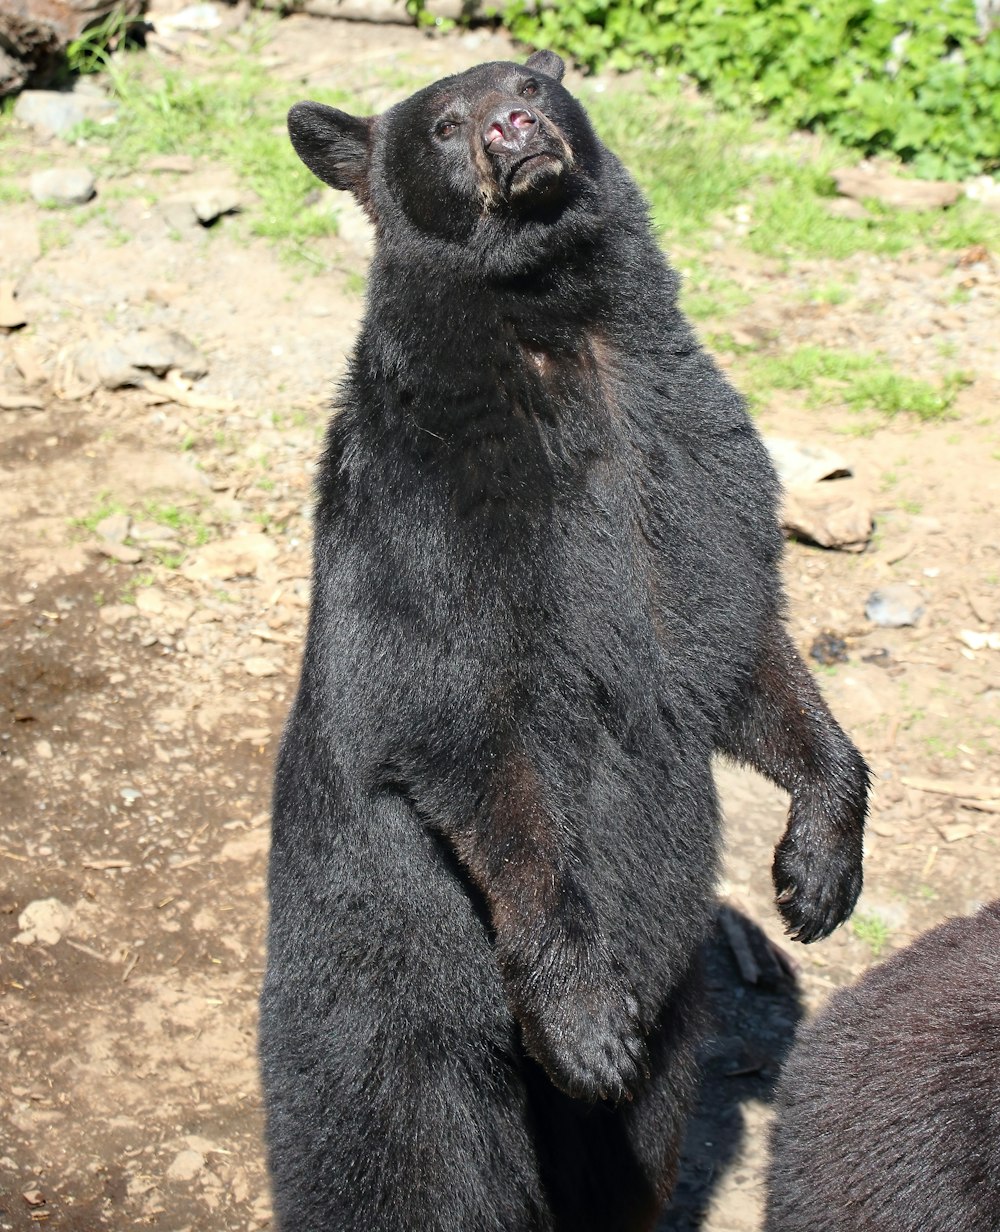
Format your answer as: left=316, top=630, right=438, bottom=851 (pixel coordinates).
left=448, top=752, right=648, bottom=1104
left=718, top=616, right=869, bottom=944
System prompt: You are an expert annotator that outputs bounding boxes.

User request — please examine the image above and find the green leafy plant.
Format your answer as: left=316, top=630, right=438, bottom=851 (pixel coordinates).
left=66, top=6, right=142, bottom=76
left=852, top=911, right=892, bottom=957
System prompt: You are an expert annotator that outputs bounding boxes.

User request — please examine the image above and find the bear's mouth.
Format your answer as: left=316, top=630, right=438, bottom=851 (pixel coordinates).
left=505, top=151, right=567, bottom=204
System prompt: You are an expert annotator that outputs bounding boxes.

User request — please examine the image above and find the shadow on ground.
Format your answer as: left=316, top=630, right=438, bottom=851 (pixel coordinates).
left=659, top=911, right=804, bottom=1231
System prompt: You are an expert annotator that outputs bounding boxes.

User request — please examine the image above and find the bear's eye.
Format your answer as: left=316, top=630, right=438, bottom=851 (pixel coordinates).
left=521, top=80, right=539, bottom=97
left=436, top=120, right=459, bottom=139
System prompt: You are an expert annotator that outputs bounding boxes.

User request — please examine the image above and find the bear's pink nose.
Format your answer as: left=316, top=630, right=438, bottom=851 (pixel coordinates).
left=484, top=107, right=538, bottom=153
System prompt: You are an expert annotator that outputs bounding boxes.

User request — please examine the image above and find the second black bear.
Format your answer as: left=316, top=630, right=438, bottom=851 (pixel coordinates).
left=260, top=51, right=870, bottom=1231
left=766, top=901, right=1000, bottom=1231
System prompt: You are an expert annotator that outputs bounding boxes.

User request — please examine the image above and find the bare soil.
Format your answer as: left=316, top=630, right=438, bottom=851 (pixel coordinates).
left=1, top=13, right=998, bottom=1231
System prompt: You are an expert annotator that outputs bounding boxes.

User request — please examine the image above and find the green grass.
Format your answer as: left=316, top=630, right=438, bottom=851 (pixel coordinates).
left=583, top=85, right=757, bottom=244
left=744, top=346, right=969, bottom=421
left=74, top=42, right=368, bottom=261
left=852, top=912, right=892, bottom=958
left=141, top=501, right=212, bottom=546
left=584, top=80, right=1000, bottom=258
left=678, top=262, right=755, bottom=321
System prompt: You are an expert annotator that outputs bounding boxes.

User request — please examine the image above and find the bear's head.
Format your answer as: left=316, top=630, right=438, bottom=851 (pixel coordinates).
left=287, top=52, right=607, bottom=274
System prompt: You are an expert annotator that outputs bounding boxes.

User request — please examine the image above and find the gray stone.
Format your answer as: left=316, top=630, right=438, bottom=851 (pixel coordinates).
left=865, top=584, right=925, bottom=628
left=14, top=87, right=116, bottom=138
left=120, top=328, right=208, bottom=380
left=74, top=327, right=208, bottom=389
left=30, top=167, right=96, bottom=207
left=160, top=187, right=244, bottom=228
left=95, top=512, right=131, bottom=544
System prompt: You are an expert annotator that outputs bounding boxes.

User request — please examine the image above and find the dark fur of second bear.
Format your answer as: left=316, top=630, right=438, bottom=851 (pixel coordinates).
left=260, top=50, right=870, bottom=1232
left=765, top=900, right=1000, bottom=1232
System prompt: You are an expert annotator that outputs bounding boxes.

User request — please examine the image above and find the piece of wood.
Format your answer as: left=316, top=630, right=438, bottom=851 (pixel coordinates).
left=901, top=775, right=1000, bottom=801
left=0, top=0, right=145, bottom=95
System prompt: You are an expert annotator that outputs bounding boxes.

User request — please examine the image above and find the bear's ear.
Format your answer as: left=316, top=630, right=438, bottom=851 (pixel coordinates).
left=288, top=101, right=373, bottom=196
left=524, top=50, right=565, bottom=83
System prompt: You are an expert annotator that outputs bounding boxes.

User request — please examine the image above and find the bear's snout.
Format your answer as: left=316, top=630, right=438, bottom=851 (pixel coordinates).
left=483, top=106, right=538, bottom=155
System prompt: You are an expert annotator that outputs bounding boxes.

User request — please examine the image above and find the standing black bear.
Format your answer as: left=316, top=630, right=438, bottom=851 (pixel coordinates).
left=260, top=51, right=869, bottom=1231
left=765, top=900, right=1000, bottom=1231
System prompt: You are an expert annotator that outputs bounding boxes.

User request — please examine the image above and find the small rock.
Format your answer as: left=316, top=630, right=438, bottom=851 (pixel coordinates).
left=833, top=166, right=962, bottom=211
left=11, top=338, right=49, bottom=386
left=120, top=327, right=208, bottom=381
left=22, top=1189, right=45, bottom=1207
left=0, top=279, right=28, bottom=331
left=809, top=631, right=849, bottom=666
left=182, top=534, right=277, bottom=582
left=244, top=656, right=279, bottom=678
left=782, top=480, right=873, bottom=553
left=73, top=327, right=208, bottom=390
left=765, top=437, right=852, bottom=488
left=35, top=739, right=53, bottom=759
left=96, top=541, right=143, bottom=564
left=14, top=898, right=73, bottom=946
left=131, top=520, right=178, bottom=543
left=30, top=167, right=96, bottom=207
left=865, top=584, right=925, bottom=628
left=14, top=90, right=86, bottom=137
left=861, top=647, right=893, bottom=668
left=146, top=154, right=196, bottom=174
left=161, top=187, right=244, bottom=229
left=166, top=1149, right=206, bottom=1182
left=120, top=787, right=142, bottom=802
left=14, top=86, right=118, bottom=138
left=135, top=587, right=166, bottom=615
left=95, top=512, right=131, bottom=544
left=157, top=3, right=222, bottom=32
left=99, top=603, right=137, bottom=625
left=958, top=629, right=1000, bottom=651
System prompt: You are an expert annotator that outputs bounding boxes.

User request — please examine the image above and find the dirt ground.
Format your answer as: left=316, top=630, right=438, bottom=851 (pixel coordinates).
left=1, top=11, right=998, bottom=1232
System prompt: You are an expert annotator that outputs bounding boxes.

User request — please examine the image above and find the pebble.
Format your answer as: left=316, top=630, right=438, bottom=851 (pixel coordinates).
left=99, top=604, right=137, bottom=625
left=182, top=534, right=278, bottom=582
left=14, top=898, right=73, bottom=946
left=157, top=3, right=222, bottom=32
left=165, top=1149, right=206, bottom=1182
left=865, top=584, right=925, bottom=628
left=14, top=91, right=87, bottom=137
left=95, top=512, right=131, bottom=544
left=244, top=657, right=279, bottom=678
left=161, top=188, right=245, bottom=229
left=97, top=542, right=144, bottom=564
left=29, top=168, right=96, bottom=208
left=73, top=328, right=209, bottom=390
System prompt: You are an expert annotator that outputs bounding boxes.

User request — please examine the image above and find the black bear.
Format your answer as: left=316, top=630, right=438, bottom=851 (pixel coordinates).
left=259, top=51, right=869, bottom=1231
left=765, top=900, right=1000, bottom=1232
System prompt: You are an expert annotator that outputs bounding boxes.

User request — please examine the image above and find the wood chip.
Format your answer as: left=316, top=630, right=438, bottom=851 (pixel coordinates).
left=937, top=823, right=977, bottom=843
left=959, top=799, right=1000, bottom=814
left=901, top=776, right=1000, bottom=800
left=0, top=392, right=43, bottom=410
left=248, top=627, right=298, bottom=646
left=141, top=375, right=235, bottom=413
left=82, top=858, right=132, bottom=870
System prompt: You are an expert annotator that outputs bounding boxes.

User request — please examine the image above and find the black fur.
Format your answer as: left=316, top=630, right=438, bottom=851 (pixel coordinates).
left=765, top=900, right=1000, bottom=1231
left=261, top=52, right=869, bottom=1231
